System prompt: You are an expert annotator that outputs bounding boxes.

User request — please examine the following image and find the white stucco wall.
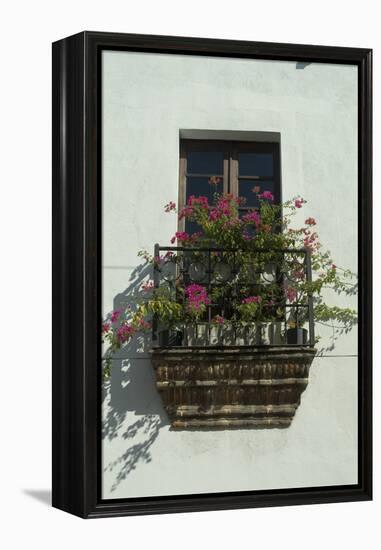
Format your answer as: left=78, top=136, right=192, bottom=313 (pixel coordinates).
left=102, top=51, right=358, bottom=498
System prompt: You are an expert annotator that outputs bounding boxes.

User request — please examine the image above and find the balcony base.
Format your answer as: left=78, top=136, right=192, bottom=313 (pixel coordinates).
left=151, top=346, right=317, bottom=429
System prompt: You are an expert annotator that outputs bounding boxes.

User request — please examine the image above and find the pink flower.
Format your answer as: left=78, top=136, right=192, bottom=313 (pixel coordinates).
left=222, top=218, right=241, bottom=229
left=208, top=176, right=221, bottom=185
left=178, top=206, right=194, bottom=220
left=141, top=280, right=154, bottom=292
left=117, top=324, right=135, bottom=343
left=305, top=217, right=316, bottom=225
left=216, top=194, right=237, bottom=216
left=285, top=287, right=297, bottom=302
left=303, top=231, right=319, bottom=251
left=102, top=322, right=111, bottom=333
left=185, top=284, right=210, bottom=314
left=303, top=239, right=312, bottom=251
left=212, top=315, right=225, bottom=324
left=185, top=284, right=210, bottom=302
left=292, top=269, right=305, bottom=280
left=188, top=195, right=209, bottom=209
left=164, top=201, right=176, bottom=212
left=242, top=210, right=261, bottom=226
left=207, top=194, right=242, bottom=222
left=171, top=231, right=190, bottom=244
left=209, top=208, right=222, bottom=221
left=258, top=190, right=274, bottom=201
left=294, top=197, right=305, bottom=208
left=111, top=310, right=121, bottom=323
left=331, top=264, right=337, bottom=270
left=241, top=296, right=262, bottom=304
left=138, top=318, right=151, bottom=330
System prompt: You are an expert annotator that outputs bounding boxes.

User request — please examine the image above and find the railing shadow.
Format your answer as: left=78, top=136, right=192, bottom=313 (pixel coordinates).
left=102, top=260, right=169, bottom=492
left=102, top=257, right=358, bottom=489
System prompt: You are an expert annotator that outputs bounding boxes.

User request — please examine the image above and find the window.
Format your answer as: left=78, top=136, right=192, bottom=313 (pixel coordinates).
left=179, top=140, right=281, bottom=233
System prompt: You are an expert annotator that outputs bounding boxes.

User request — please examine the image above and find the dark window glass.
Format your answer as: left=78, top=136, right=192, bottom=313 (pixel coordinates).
left=238, top=153, right=273, bottom=176
left=187, top=151, right=224, bottom=175
left=238, top=218, right=258, bottom=236
left=186, top=176, right=223, bottom=203
left=238, top=180, right=274, bottom=207
left=185, top=219, right=203, bottom=235
left=180, top=140, right=280, bottom=238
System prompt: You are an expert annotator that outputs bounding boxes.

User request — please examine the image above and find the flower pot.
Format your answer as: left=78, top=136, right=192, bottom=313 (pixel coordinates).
left=286, top=328, right=308, bottom=345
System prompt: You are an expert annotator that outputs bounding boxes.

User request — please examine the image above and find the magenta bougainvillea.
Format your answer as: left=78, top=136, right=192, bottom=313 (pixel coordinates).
left=185, top=284, right=211, bottom=315
left=102, top=182, right=357, bottom=376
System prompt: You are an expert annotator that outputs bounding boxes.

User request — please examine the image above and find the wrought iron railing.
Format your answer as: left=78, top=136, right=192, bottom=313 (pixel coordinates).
left=152, top=244, right=315, bottom=348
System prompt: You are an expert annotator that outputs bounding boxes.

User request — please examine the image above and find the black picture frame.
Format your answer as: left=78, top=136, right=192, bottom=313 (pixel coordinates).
left=52, top=31, right=372, bottom=519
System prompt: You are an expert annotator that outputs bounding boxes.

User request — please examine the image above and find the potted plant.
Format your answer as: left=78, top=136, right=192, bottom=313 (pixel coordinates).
left=286, top=323, right=308, bottom=345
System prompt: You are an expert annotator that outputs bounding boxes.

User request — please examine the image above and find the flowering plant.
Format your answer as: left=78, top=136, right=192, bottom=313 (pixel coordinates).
left=185, top=284, right=211, bottom=318
left=102, top=186, right=357, bottom=376
left=236, top=296, right=264, bottom=322
left=172, top=190, right=357, bottom=326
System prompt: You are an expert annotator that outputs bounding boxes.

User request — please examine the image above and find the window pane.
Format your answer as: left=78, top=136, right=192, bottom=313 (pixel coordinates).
left=238, top=180, right=274, bottom=207
left=186, top=176, right=223, bottom=203
left=187, top=151, right=224, bottom=174
left=239, top=153, right=273, bottom=176
left=185, top=219, right=203, bottom=235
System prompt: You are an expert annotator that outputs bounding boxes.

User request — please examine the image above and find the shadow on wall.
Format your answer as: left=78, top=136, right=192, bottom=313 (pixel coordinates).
left=296, top=62, right=311, bottom=70
left=315, top=280, right=358, bottom=356
left=102, top=260, right=169, bottom=492
left=102, top=258, right=358, bottom=491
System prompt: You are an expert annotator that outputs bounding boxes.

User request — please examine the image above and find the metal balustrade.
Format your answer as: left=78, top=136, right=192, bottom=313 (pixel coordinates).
left=152, top=244, right=315, bottom=348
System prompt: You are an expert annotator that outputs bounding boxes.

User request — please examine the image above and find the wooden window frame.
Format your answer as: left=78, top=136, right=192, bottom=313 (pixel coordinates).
left=179, top=139, right=281, bottom=231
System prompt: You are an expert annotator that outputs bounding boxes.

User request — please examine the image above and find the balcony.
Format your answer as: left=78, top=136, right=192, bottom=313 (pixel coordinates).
left=150, top=245, right=317, bottom=429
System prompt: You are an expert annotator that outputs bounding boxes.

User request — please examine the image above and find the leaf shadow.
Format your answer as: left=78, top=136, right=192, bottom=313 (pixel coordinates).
left=102, top=260, right=169, bottom=492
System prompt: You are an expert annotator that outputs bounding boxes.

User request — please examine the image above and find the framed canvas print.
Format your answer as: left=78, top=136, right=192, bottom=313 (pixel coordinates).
left=52, top=32, right=372, bottom=518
